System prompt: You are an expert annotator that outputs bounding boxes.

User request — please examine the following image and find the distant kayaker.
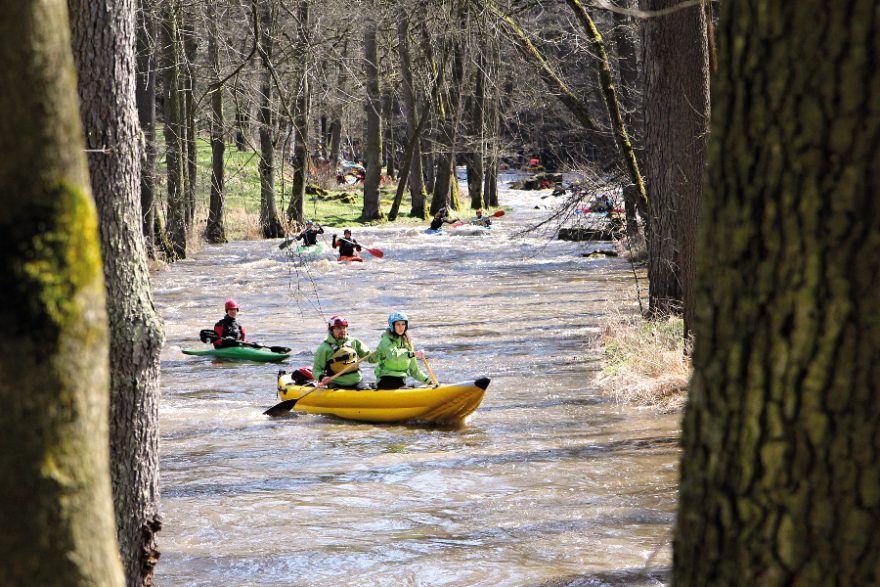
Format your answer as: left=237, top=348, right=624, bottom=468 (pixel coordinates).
left=470, top=209, right=492, bottom=228
left=313, top=315, right=372, bottom=389
left=374, top=311, right=431, bottom=389
left=429, top=207, right=459, bottom=231
left=213, top=299, right=246, bottom=348
left=296, top=220, right=324, bottom=246
left=332, top=229, right=362, bottom=258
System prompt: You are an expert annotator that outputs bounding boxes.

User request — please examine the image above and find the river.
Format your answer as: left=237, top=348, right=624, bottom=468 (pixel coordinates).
left=151, top=177, right=680, bottom=586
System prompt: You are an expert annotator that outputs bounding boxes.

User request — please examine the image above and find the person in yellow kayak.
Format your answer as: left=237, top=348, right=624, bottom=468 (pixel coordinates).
left=374, top=311, right=432, bottom=389
left=313, top=315, right=372, bottom=389
left=213, top=299, right=246, bottom=348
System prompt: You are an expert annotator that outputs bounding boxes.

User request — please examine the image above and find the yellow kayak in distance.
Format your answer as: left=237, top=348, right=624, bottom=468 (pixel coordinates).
left=276, top=372, right=490, bottom=425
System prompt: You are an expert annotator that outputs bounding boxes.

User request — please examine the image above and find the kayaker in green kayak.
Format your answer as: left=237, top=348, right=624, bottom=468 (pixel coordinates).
left=295, top=220, right=324, bottom=246
left=374, top=311, right=431, bottom=389
left=313, top=315, right=373, bottom=389
left=213, top=299, right=247, bottom=348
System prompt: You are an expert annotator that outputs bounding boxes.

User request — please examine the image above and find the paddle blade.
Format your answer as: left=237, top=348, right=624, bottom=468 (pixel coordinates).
left=263, top=399, right=297, bottom=417
left=491, top=210, right=505, bottom=217
left=365, top=247, right=384, bottom=258
left=199, top=329, right=218, bottom=343
left=269, top=346, right=292, bottom=354
left=279, top=237, right=294, bottom=250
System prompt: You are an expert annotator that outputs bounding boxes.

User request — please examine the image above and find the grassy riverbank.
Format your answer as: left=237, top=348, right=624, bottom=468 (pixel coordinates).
left=595, top=311, right=691, bottom=413
left=178, top=139, right=440, bottom=241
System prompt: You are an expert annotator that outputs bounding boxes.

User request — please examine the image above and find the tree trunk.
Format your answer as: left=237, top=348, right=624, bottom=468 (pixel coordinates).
left=396, top=12, right=427, bottom=217
left=641, top=0, right=710, bottom=330
left=674, top=2, right=880, bottom=584
left=68, top=1, right=165, bottom=583
left=466, top=40, right=486, bottom=210
left=361, top=17, right=384, bottom=220
left=182, top=18, right=198, bottom=234
left=255, top=0, right=284, bottom=238
left=287, top=0, right=311, bottom=224
left=0, top=2, right=125, bottom=584
left=382, top=93, right=397, bottom=180
left=482, top=38, right=500, bottom=207
left=136, top=3, right=158, bottom=257
left=206, top=5, right=226, bottom=244
left=162, top=1, right=187, bottom=259
left=612, top=0, right=644, bottom=242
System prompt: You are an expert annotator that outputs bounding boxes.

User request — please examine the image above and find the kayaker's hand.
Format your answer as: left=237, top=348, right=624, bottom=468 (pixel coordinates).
left=413, top=350, right=425, bottom=360
left=319, top=376, right=332, bottom=388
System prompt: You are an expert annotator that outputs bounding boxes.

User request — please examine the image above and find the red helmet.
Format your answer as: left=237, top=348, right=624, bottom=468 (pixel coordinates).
left=328, top=315, right=348, bottom=329
left=225, top=299, right=240, bottom=311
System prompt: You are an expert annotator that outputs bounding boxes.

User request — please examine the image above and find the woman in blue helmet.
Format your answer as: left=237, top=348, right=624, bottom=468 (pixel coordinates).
left=374, top=311, right=432, bottom=389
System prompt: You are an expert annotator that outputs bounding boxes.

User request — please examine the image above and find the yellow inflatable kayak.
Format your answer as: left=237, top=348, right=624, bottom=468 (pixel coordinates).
left=276, top=372, right=490, bottom=425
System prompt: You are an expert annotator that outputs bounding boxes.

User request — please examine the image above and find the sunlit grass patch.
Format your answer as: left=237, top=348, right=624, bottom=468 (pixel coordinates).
left=596, top=310, right=691, bottom=413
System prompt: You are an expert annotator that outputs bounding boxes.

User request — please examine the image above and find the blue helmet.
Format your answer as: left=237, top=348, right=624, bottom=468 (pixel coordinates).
left=388, top=311, right=408, bottom=332
left=306, top=219, right=314, bottom=225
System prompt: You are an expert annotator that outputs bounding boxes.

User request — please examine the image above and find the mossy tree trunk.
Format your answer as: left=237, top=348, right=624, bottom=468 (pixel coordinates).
left=361, top=15, right=384, bottom=220
left=641, top=0, right=710, bottom=328
left=206, top=3, right=227, bottom=244
left=68, top=0, right=165, bottom=583
left=674, top=2, right=880, bottom=584
left=0, top=1, right=125, bottom=584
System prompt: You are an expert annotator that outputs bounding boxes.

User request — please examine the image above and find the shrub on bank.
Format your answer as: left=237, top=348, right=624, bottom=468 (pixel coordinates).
left=595, top=311, right=691, bottom=413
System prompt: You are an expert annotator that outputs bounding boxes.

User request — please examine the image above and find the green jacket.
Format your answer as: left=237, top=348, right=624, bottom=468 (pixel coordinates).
left=313, top=333, right=371, bottom=387
left=374, top=331, right=430, bottom=384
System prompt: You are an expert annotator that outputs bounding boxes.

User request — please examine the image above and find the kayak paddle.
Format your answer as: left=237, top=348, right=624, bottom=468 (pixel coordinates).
left=336, top=236, right=384, bottom=258
left=421, top=356, right=439, bottom=386
left=263, top=351, right=377, bottom=416
left=199, top=329, right=291, bottom=354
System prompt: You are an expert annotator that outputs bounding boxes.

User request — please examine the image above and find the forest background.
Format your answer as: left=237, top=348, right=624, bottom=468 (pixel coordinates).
left=2, top=0, right=878, bottom=586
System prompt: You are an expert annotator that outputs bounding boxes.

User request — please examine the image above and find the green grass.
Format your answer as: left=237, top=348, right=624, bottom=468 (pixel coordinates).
left=169, top=138, right=431, bottom=240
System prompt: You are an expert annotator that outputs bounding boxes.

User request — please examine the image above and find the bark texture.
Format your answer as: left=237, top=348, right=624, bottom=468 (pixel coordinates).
left=255, top=0, right=284, bottom=237
left=674, top=2, right=880, bottom=585
left=0, top=1, right=124, bottom=584
left=362, top=17, right=384, bottom=220
left=206, top=4, right=226, bottom=244
left=287, top=0, right=311, bottom=224
left=641, top=0, right=710, bottom=323
left=161, top=1, right=187, bottom=259
left=68, top=1, right=165, bottom=583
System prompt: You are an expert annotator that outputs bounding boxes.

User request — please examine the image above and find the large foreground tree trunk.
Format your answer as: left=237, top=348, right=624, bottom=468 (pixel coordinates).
left=674, top=2, right=880, bottom=585
left=68, top=1, right=165, bottom=583
left=0, top=1, right=124, bottom=584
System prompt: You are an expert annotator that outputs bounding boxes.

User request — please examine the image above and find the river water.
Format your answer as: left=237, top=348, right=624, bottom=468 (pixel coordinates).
left=151, top=177, right=680, bottom=586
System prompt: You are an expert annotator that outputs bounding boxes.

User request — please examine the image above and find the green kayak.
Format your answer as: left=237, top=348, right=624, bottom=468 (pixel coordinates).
left=293, top=242, right=325, bottom=255
left=182, top=346, right=290, bottom=363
